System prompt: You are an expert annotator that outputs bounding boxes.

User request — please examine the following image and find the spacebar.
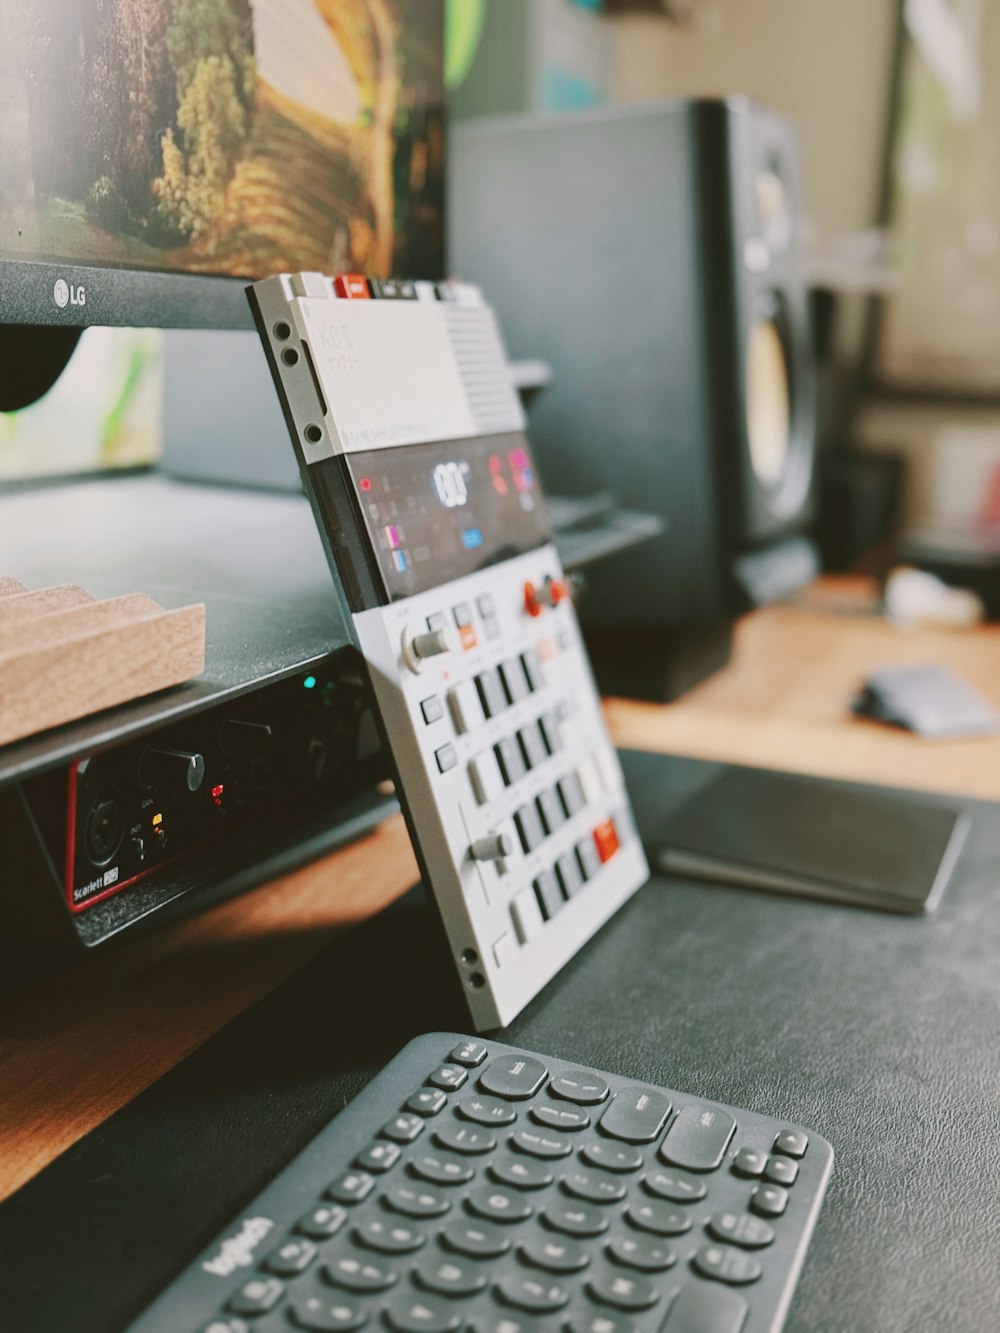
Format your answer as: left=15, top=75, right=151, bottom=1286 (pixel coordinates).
left=659, top=1284, right=748, bottom=1333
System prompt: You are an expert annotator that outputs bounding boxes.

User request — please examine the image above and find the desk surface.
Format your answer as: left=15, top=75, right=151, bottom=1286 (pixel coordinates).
left=1, top=591, right=999, bottom=1331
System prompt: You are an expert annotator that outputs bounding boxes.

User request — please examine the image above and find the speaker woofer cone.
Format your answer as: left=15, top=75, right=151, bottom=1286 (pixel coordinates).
left=745, top=296, right=814, bottom=524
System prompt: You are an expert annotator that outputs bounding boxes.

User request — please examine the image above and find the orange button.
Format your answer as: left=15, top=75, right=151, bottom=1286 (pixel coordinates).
left=594, top=819, right=620, bottom=864
left=459, top=623, right=478, bottom=651
left=524, top=581, right=542, bottom=618
left=334, top=273, right=371, bottom=299
left=550, top=579, right=569, bottom=606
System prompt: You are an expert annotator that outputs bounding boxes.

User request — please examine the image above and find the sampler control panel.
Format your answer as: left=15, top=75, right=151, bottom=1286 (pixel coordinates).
left=249, top=273, right=648, bottom=1029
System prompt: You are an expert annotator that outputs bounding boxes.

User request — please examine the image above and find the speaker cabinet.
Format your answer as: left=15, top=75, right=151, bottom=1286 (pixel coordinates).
left=450, top=99, right=818, bottom=699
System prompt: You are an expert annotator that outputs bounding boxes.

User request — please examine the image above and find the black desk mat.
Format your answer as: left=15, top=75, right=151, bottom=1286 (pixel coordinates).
left=2, top=751, right=998, bottom=1332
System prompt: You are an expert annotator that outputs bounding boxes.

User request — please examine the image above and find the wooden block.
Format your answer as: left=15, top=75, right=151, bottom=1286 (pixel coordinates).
left=0, top=593, right=164, bottom=655
left=0, top=585, right=94, bottom=625
left=0, top=601, right=206, bottom=746
left=0, top=578, right=28, bottom=599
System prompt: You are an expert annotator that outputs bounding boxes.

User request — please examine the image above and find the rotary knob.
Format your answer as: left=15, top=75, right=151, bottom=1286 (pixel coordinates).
left=402, top=625, right=455, bottom=673
left=139, top=747, right=206, bottom=793
left=524, top=575, right=569, bottom=618
left=470, top=832, right=514, bottom=862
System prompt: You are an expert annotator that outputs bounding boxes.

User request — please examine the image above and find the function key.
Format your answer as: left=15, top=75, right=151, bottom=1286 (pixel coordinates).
left=227, top=1276, right=284, bottom=1316
left=541, top=1200, right=608, bottom=1237
left=355, top=1141, right=401, bottom=1172
left=764, top=1155, right=798, bottom=1186
left=458, top=1094, right=517, bottom=1126
left=750, top=1184, right=788, bottom=1218
left=593, top=819, right=621, bottom=864
left=479, top=1053, right=548, bottom=1099
left=555, top=852, right=584, bottom=900
left=533, top=870, right=564, bottom=922
left=517, top=723, right=548, bottom=770
left=531, top=1102, right=589, bottom=1132
left=420, top=695, right=443, bottom=724
left=382, top=1114, right=426, bottom=1144
left=557, top=773, right=586, bottom=819
left=550, top=1070, right=609, bottom=1105
left=599, top=1088, right=671, bottom=1143
left=707, top=1212, right=775, bottom=1249
left=428, top=1064, right=467, bottom=1091
left=427, top=611, right=447, bottom=633
left=692, top=1244, right=763, bottom=1286
left=466, top=1186, right=534, bottom=1223
left=325, top=1170, right=375, bottom=1204
left=288, top=1294, right=367, bottom=1331
left=441, top=1219, right=511, bottom=1259
left=586, top=1272, right=659, bottom=1311
left=493, top=1273, right=569, bottom=1313
left=435, top=744, right=457, bottom=774
left=476, top=668, right=508, bottom=719
left=385, top=1295, right=461, bottom=1333
left=370, top=277, right=417, bottom=300
left=333, top=272, right=371, bottom=300
left=535, top=788, right=565, bottom=836
left=494, top=737, right=527, bottom=786
left=576, top=837, right=601, bottom=882
left=642, top=1170, right=707, bottom=1204
left=520, top=648, right=544, bottom=692
left=410, top=1151, right=474, bottom=1185
left=453, top=603, right=473, bottom=627
left=607, top=1233, right=677, bottom=1272
left=296, top=1203, right=347, bottom=1239
left=450, top=1039, right=489, bottom=1066
left=499, top=658, right=530, bottom=705
left=262, top=1238, right=317, bottom=1276
left=658, top=1105, right=735, bottom=1172
left=773, top=1128, right=808, bottom=1158
left=476, top=592, right=496, bottom=620
left=658, top=1285, right=748, bottom=1332
left=731, top=1147, right=767, bottom=1178
left=407, top=1088, right=448, bottom=1117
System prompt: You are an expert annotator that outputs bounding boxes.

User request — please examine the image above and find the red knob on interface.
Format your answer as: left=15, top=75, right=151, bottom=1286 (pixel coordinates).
left=524, top=581, right=542, bottom=618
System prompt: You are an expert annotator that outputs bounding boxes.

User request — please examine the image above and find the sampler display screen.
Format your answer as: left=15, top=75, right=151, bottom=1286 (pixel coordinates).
left=348, top=434, right=551, bottom=602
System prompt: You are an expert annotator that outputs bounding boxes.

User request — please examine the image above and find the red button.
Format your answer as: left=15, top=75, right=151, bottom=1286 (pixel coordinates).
left=594, top=819, right=620, bottom=864
left=524, top=581, right=542, bottom=618
left=334, top=273, right=371, bottom=299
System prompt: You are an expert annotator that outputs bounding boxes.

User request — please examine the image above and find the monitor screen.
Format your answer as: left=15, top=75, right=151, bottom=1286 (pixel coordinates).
left=0, top=0, right=445, bottom=329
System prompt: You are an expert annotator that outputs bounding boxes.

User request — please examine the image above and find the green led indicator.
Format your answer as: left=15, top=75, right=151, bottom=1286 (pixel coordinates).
left=303, top=675, right=317, bottom=689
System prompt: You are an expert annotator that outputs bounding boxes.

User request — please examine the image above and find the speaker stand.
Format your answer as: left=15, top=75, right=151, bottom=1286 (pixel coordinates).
left=584, top=622, right=734, bottom=703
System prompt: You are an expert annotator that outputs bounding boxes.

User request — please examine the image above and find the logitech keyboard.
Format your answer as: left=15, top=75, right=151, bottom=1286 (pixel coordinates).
left=127, top=1033, right=833, bottom=1333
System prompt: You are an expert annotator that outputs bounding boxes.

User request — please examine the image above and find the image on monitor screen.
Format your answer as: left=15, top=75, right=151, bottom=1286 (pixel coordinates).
left=0, top=0, right=445, bottom=289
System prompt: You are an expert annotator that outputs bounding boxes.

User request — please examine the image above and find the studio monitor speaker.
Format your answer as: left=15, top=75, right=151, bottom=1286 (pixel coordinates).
left=450, top=99, right=818, bottom=699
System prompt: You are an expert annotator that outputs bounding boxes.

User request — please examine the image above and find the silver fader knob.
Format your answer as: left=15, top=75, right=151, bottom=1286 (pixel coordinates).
left=402, top=624, right=455, bottom=673
left=471, top=832, right=514, bottom=862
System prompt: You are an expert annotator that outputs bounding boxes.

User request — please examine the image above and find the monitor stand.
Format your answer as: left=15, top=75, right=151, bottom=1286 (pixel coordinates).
left=0, top=325, right=82, bottom=411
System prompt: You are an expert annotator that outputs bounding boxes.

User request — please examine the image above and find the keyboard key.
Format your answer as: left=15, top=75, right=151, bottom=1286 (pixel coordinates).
left=476, top=669, right=508, bottom=719
left=427, top=1065, right=467, bottom=1091
left=441, top=1219, right=511, bottom=1258
left=495, top=1272, right=569, bottom=1313
left=385, top=1183, right=451, bottom=1218
left=435, top=744, right=457, bottom=774
left=531, top=1102, right=590, bottom=1132
left=563, top=1169, right=626, bottom=1204
left=577, top=755, right=602, bottom=804
left=518, top=723, right=549, bottom=770
left=514, top=803, right=546, bottom=854
left=557, top=773, right=586, bottom=818
left=453, top=603, right=473, bottom=628
left=593, top=818, right=620, bottom=864
left=494, top=737, right=527, bottom=786
left=355, top=1141, right=401, bottom=1172
left=533, top=870, right=564, bottom=922
left=511, top=887, right=544, bottom=944
left=296, top=1204, right=347, bottom=1239
left=707, top=1212, right=775, bottom=1249
left=227, top=1276, right=284, bottom=1315
left=537, top=712, right=562, bottom=755
left=773, top=1128, right=809, bottom=1158
left=576, top=837, right=601, bottom=881
left=606, top=1233, right=677, bottom=1272
left=435, top=1122, right=495, bottom=1155
left=565, top=1317, right=636, bottom=1333
left=407, top=1089, right=448, bottom=1117
left=469, top=751, right=505, bottom=805
left=202, top=1319, right=251, bottom=1333
left=750, top=1184, right=788, bottom=1218
left=641, top=1170, right=706, bottom=1204
left=659, top=1285, right=748, bottom=1333
left=385, top=1295, right=461, bottom=1333
left=764, top=1155, right=799, bottom=1186
left=427, top=612, right=447, bottom=633
left=414, top=1255, right=488, bottom=1297
left=599, top=1089, right=671, bottom=1143
left=288, top=1295, right=367, bottom=1331
left=499, top=659, right=530, bottom=705
left=659, top=1105, right=735, bottom=1172
left=447, top=682, right=484, bottom=734
left=481, top=1054, right=548, bottom=1099
left=541, top=1201, right=609, bottom=1236
left=262, top=1237, right=317, bottom=1275
left=420, top=696, right=443, bottom=724
left=550, top=1071, right=609, bottom=1105
left=450, top=1040, right=489, bottom=1066
left=382, top=1114, right=425, bottom=1144
left=586, top=1271, right=660, bottom=1311
left=511, top=1129, right=573, bottom=1159
left=466, top=1186, right=534, bottom=1223
left=580, top=1142, right=643, bottom=1173
left=458, top=1094, right=518, bottom=1126
left=490, top=1157, right=553, bottom=1190
left=326, top=1170, right=375, bottom=1204
left=555, top=852, right=584, bottom=899
left=520, top=648, right=544, bottom=692
left=625, top=1200, right=692, bottom=1235
left=356, top=1218, right=426, bottom=1254
left=731, top=1147, right=767, bottom=1178
left=476, top=593, right=496, bottom=619
left=692, top=1244, right=763, bottom=1286
left=410, top=1152, right=474, bottom=1185
left=535, top=787, right=565, bottom=835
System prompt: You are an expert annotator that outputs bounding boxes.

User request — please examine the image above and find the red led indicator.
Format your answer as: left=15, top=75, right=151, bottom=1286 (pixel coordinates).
left=360, top=477, right=373, bottom=491
left=211, top=784, right=225, bottom=807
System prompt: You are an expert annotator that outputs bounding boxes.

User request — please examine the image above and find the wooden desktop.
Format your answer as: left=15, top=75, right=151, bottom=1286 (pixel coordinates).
left=2, top=580, right=998, bottom=1206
